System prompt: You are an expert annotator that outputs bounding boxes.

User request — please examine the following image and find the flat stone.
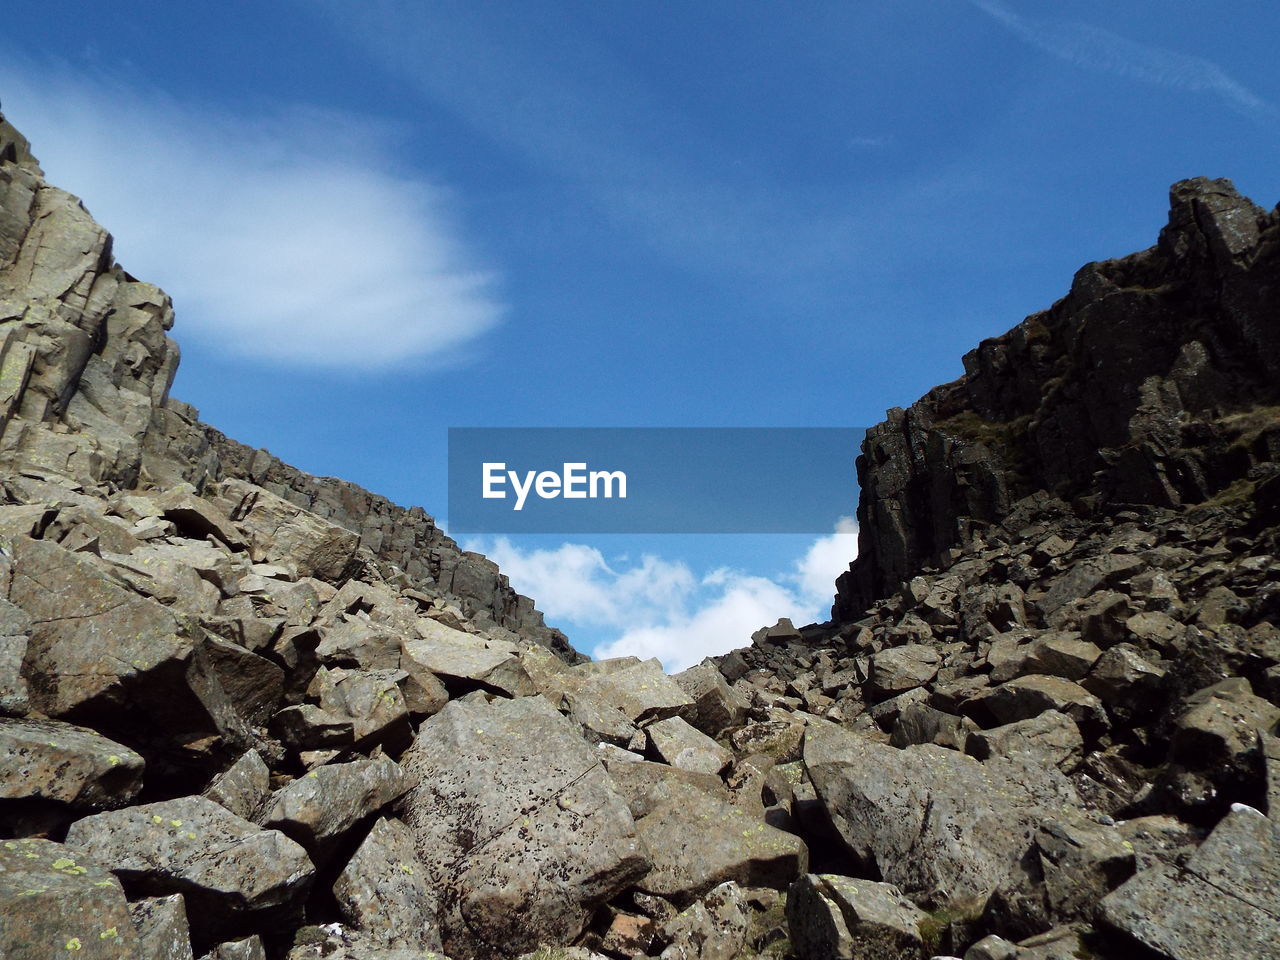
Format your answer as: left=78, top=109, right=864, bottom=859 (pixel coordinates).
left=787, top=874, right=926, bottom=960
left=647, top=716, right=732, bottom=775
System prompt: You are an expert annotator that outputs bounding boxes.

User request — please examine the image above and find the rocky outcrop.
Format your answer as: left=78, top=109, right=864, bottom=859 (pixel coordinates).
left=835, top=177, right=1280, bottom=616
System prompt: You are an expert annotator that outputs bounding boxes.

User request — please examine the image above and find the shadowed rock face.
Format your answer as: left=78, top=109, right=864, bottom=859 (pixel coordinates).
left=835, top=177, right=1280, bottom=618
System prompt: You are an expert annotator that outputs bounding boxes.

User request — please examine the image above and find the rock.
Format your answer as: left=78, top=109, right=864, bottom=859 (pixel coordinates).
left=787, top=874, right=927, bottom=960
left=221, top=479, right=358, bottom=581
left=964, top=710, right=1084, bottom=773
left=400, top=620, right=534, bottom=697
left=600, top=910, right=657, bottom=957
left=259, top=756, right=408, bottom=864
left=1081, top=643, right=1165, bottom=709
left=1101, top=804, right=1280, bottom=959
left=890, top=702, right=978, bottom=751
left=1021, top=634, right=1101, bottom=681
left=1035, top=817, right=1135, bottom=922
left=633, top=778, right=808, bottom=905
left=968, top=675, right=1109, bottom=738
left=332, top=818, right=442, bottom=953
left=398, top=696, right=648, bottom=958
left=202, top=750, right=271, bottom=823
left=64, top=796, right=315, bottom=945
left=657, top=881, right=750, bottom=960
left=200, top=936, right=265, bottom=960
left=867, top=643, right=941, bottom=698
left=964, top=935, right=1018, bottom=960
left=603, top=758, right=731, bottom=820
left=0, top=716, right=144, bottom=808
left=646, top=716, right=732, bottom=775
left=0, top=597, right=31, bottom=716
left=804, top=720, right=1080, bottom=902
left=0, top=837, right=140, bottom=960
left=130, top=895, right=194, bottom=960
left=729, top=719, right=806, bottom=763
left=305, top=667, right=412, bottom=753
left=672, top=662, right=747, bottom=736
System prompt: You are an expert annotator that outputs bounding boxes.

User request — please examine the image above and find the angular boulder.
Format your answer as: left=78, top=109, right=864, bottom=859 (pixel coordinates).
left=399, top=696, right=649, bottom=958
left=787, top=874, right=926, bottom=960
left=0, top=716, right=144, bottom=808
left=333, top=817, right=443, bottom=953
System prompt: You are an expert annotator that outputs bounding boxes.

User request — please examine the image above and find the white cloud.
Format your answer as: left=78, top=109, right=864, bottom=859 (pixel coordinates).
left=470, top=519, right=858, bottom=672
left=0, top=63, right=502, bottom=370
left=968, top=0, right=1271, bottom=119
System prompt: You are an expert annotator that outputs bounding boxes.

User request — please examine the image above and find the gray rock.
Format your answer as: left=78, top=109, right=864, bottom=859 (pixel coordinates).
left=202, top=750, right=271, bottom=823
left=804, top=720, right=1080, bottom=902
left=200, top=936, right=265, bottom=960
left=647, top=715, right=732, bottom=775
left=658, top=881, right=749, bottom=960
left=130, top=895, right=193, bottom=960
left=633, top=778, right=808, bottom=905
left=400, top=620, right=534, bottom=697
left=969, top=675, right=1109, bottom=738
left=1035, top=817, right=1135, bottom=922
left=787, top=873, right=926, bottom=960
left=333, top=817, right=442, bottom=953
left=867, top=643, right=941, bottom=698
left=672, top=662, right=747, bottom=736
left=65, top=796, right=314, bottom=944
left=259, top=756, right=408, bottom=863
left=1081, top=643, right=1165, bottom=706
left=890, top=702, right=978, bottom=751
left=1101, top=804, right=1280, bottom=959
left=1021, top=633, right=1101, bottom=681
left=0, top=837, right=140, bottom=960
left=221, top=479, right=358, bottom=581
left=0, top=716, right=143, bottom=808
left=399, top=696, right=648, bottom=958
left=964, top=710, right=1084, bottom=773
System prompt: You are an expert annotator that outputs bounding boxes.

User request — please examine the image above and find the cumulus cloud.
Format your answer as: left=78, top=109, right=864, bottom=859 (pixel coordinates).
left=968, top=0, right=1271, bottom=119
left=471, top=519, right=858, bottom=672
left=0, top=63, right=502, bottom=370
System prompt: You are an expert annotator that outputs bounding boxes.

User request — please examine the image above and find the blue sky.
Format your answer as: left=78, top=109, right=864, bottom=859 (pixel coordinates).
left=3, top=1, right=1277, bottom=667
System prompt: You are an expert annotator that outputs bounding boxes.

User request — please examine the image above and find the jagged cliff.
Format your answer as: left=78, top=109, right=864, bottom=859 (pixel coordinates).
left=0, top=116, right=578, bottom=663
left=835, top=178, right=1279, bottom=618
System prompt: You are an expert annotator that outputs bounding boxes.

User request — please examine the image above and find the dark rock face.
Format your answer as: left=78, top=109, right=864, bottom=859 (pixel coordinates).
left=835, top=177, right=1280, bottom=618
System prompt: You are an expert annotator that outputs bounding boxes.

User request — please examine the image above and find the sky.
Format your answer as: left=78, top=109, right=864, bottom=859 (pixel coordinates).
left=2, top=1, right=1277, bottom=669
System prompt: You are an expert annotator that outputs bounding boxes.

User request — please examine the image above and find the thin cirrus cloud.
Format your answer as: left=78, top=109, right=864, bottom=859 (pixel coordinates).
left=968, top=0, right=1271, bottom=119
left=0, top=63, right=502, bottom=371
left=472, top=518, right=858, bottom=671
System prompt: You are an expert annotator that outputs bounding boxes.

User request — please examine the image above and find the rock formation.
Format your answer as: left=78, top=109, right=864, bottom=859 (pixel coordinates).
left=1, top=111, right=1278, bottom=960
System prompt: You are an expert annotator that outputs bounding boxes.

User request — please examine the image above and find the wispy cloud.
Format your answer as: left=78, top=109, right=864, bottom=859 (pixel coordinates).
left=0, top=60, right=502, bottom=371
left=968, top=0, right=1270, bottom=119
left=470, top=519, right=858, bottom=671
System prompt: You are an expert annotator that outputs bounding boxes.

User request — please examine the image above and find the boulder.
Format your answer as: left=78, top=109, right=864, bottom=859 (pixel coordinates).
left=804, top=720, right=1080, bottom=902
left=65, top=796, right=314, bottom=945
left=657, top=881, right=750, bottom=960
left=964, top=710, right=1084, bottom=773
left=787, top=874, right=926, bottom=960
left=1101, top=804, right=1280, bottom=959
left=646, top=716, right=732, bottom=775
left=400, top=620, right=534, bottom=697
left=220, top=479, right=358, bottom=581
left=867, top=643, right=940, bottom=698
left=398, top=696, right=649, bottom=958
left=968, top=675, right=1109, bottom=738
left=633, top=778, right=808, bottom=905
left=259, top=756, right=408, bottom=864
left=333, top=817, right=443, bottom=953
left=672, top=662, right=746, bottom=736
left=0, top=837, right=140, bottom=960
left=130, top=895, right=194, bottom=960
left=0, top=716, right=143, bottom=808
left=202, top=750, right=271, bottom=823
